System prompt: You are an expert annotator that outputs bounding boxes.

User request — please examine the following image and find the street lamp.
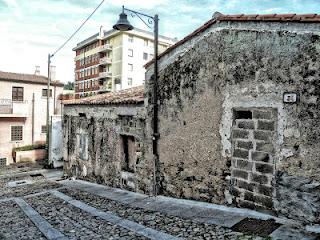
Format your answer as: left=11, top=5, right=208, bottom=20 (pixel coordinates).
left=113, top=6, right=159, bottom=196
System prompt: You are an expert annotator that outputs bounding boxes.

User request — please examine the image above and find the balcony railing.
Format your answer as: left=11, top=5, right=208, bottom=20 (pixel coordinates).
left=98, top=44, right=112, bottom=52
left=0, top=99, right=28, bottom=117
left=99, top=71, right=112, bottom=79
left=98, top=85, right=112, bottom=92
left=99, top=57, right=112, bottom=65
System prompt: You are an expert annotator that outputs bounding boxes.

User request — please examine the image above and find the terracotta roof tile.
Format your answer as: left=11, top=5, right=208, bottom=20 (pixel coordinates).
left=145, top=13, right=320, bottom=68
left=0, top=71, right=64, bottom=86
left=63, top=86, right=144, bottom=105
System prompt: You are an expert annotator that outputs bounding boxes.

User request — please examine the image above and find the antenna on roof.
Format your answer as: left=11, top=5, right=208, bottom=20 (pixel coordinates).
left=34, top=66, right=40, bottom=75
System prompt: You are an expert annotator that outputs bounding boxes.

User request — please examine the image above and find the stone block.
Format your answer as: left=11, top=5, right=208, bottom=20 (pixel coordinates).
left=251, top=173, right=269, bottom=185
left=254, top=130, right=271, bottom=141
left=232, top=169, right=249, bottom=180
left=233, top=149, right=249, bottom=159
left=254, top=195, right=273, bottom=209
left=251, top=151, right=270, bottom=163
left=244, top=191, right=255, bottom=202
left=257, top=185, right=273, bottom=197
left=237, top=141, right=253, bottom=150
left=255, top=163, right=274, bottom=174
left=236, top=159, right=253, bottom=171
left=232, top=129, right=249, bottom=139
left=237, top=120, right=255, bottom=129
left=237, top=179, right=255, bottom=191
left=256, top=142, right=274, bottom=153
left=252, top=110, right=273, bottom=120
left=230, top=186, right=241, bottom=197
left=238, top=199, right=256, bottom=210
left=257, top=120, right=275, bottom=131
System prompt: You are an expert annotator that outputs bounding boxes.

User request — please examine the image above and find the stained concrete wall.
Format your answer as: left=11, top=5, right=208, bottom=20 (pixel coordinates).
left=145, top=21, right=320, bottom=223
left=63, top=104, right=153, bottom=194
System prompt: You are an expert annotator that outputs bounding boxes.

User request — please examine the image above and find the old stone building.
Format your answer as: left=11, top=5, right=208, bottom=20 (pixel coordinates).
left=63, top=86, right=154, bottom=192
left=144, top=13, right=320, bottom=224
left=64, top=13, right=320, bottom=224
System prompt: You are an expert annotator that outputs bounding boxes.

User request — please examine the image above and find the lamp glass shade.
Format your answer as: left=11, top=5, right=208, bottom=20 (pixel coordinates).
left=113, top=13, right=134, bottom=31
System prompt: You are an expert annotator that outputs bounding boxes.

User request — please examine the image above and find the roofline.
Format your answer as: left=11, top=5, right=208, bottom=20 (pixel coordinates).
left=64, top=100, right=144, bottom=106
left=0, top=78, right=64, bottom=87
left=144, top=13, right=320, bottom=68
left=73, top=27, right=177, bottom=51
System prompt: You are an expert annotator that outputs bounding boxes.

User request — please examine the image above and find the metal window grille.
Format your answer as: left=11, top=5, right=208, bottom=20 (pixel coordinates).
left=11, top=126, right=23, bottom=141
left=41, top=125, right=46, bottom=134
left=0, top=158, right=6, bottom=168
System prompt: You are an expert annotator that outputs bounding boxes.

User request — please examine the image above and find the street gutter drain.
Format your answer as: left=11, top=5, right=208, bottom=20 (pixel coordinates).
left=231, top=218, right=282, bottom=237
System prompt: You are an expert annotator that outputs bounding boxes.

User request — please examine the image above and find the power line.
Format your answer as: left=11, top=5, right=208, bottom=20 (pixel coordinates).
left=52, top=0, right=105, bottom=57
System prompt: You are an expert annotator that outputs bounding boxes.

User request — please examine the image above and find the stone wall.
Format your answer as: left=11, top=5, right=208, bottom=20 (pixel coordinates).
left=145, top=21, right=320, bottom=223
left=63, top=104, right=153, bottom=194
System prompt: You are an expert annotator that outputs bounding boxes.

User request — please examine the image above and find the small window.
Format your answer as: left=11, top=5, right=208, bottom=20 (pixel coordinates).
left=42, top=89, right=52, bottom=97
left=128, top=49, right=133, bottom=57
left=128, top=35, right=133, bottom=43
left=11, top=126, right=23, bottom=141
left=41, top=125, right=46, bottom=134
left=0, top=158, right=6, bottom=168
left=128, top=78, right=132, bottom=86
left=128, top=64, right=133, bottom=72
left=143, top=52, right=148, bottom=60
left=12, top=87, right=24, bottom=102
left=121, top=135, right=136, bottom=172
left=144, top=39, right=148, bottom=46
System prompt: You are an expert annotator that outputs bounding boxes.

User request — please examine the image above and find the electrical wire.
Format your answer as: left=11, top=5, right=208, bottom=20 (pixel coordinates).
left=51, top=0, right=105, bottom=57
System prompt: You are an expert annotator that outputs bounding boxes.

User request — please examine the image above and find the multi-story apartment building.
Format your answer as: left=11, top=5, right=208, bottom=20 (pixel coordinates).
left=0, top=71, right=64, bottom=165
left=73, top=27, right=176, bottom=98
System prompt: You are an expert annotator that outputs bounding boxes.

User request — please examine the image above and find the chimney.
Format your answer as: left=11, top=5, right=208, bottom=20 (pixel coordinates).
left=34, top=66, right=40, bottom=75
left=212, top=11, right=223, bottom=20
left=98, top=25, right=104, bottom=39
left=50, top=65, right=56, bottom=81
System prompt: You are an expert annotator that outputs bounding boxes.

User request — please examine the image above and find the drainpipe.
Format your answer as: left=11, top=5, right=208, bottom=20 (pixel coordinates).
left=32, top=93, right=35, bottom=144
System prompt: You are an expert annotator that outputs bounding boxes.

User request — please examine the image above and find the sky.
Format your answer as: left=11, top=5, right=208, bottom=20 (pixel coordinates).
left=0, top=0, right=319, bottom=84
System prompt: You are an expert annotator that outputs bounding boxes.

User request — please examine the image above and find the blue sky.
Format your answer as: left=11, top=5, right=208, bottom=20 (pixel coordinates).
left=0, top=0, right=319, bottom=83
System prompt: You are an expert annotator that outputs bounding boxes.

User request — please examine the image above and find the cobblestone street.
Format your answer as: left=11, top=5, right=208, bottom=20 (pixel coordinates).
left=0, top=170, right=317, bottom=240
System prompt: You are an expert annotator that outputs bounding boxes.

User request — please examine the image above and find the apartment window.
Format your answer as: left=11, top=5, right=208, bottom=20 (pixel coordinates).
left=128, top=64, right=133, bottom=71
left=42, top=89, right=52, bottom=97
left=128, top=78, right=132, bottom=86
left=12, top=87, right=24, bottom=102
left=128, top=49, right=133, bottom=57
left=41, top=125, right=46, bottom=134
left=11, top=126, right=23, bottom=141
left=128, top=35, right=133, bottom=43
left=144, top=39, right=148, bottom=46
left=143, top=52, right=148, bottom=60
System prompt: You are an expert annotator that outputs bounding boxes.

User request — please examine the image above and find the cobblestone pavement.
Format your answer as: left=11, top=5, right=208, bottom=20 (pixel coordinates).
left=0, top=171, right=302, bottom=239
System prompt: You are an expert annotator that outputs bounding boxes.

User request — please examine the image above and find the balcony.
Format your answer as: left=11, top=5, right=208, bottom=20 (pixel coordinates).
left=0, top=99, right=28, bottom=118
left=99, top=57, right=112, bottom=65
left=98, top=44, right=112, bottom=52
left=98, top=85, right=112, bottom=93
left=99, top=71, right=112, bottom=79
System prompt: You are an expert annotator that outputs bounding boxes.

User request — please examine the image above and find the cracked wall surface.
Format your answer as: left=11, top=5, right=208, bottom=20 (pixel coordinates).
left=145, top=21, right=320, bottom=223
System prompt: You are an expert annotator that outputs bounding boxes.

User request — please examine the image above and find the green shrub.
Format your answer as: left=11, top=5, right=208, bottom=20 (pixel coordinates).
left=14, top=144, right=46, bottom=152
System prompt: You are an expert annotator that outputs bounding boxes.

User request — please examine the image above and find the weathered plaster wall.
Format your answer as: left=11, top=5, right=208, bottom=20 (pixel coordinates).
left=63, top=104, right=153, bottom=194
left=145, top=21, right=320, bottom=222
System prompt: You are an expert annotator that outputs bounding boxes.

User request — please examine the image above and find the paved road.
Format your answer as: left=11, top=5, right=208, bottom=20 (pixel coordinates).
left=0, top=171, right=316, bottom=240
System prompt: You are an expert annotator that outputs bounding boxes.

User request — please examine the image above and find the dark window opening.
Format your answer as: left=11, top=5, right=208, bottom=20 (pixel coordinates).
left=12, top=87, right=24, bottom=102
left=79, top=113, right=86, bottom=117
left=234, top=110, right=252, bottom=120
left=121, top=135, right=136, bottom=173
